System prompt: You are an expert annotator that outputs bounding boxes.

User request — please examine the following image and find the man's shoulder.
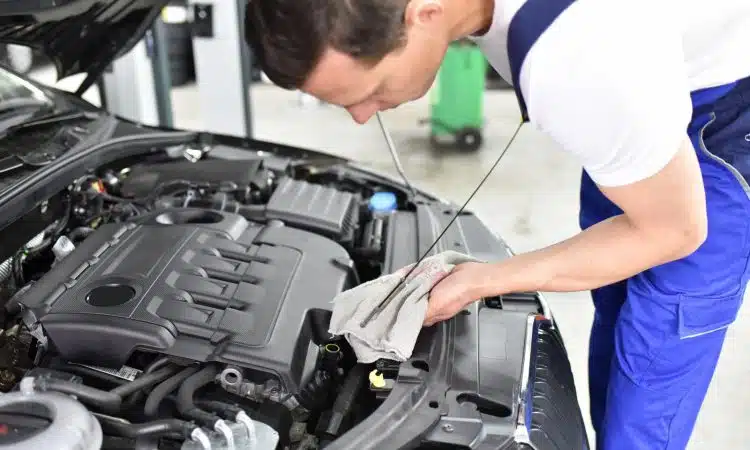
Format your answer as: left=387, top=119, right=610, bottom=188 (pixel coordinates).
left=523, top=0, right=680, bottom=101
left=517, top=0, right=693, bottom=187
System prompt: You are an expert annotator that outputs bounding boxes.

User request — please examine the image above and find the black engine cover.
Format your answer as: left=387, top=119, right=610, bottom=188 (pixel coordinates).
left=15, top=209, right=351, bottom=392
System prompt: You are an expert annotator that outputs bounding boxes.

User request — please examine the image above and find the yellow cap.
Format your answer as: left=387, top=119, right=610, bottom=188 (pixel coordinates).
left=369, top=369, right=386, bottom=388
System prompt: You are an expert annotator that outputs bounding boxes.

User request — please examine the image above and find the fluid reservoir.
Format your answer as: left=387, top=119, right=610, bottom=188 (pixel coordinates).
left=368, top=192, right=397, bottom=219
left=362, top=192, right=397, bottom=255
left=0, top=379, right=103, bottom=450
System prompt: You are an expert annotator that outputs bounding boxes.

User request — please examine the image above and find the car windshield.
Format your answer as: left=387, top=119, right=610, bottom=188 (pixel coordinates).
left=0, top=67, right=51, bottom=113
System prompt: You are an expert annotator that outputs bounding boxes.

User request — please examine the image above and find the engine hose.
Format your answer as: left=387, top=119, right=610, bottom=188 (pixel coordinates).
left=0, top=258, right=11, bottom=284
left=293, top=368, right=334, bottom=411
left=94, top=414, right=196, bottom=440
left=30, top=365, right=179, bottom=413
left=68, top=226, right=96, bottom=242
left=144, top=357, right=172, bottom=374
left=195, top=400, right=243, bottom=418
left=110, top=365, right=180, bottom=397
left=144, top=365, right=201, bottom=418
left=124, top=357, right=172, bottom=408
left=176, top=364, right=222, bottom=425
left=32, top=377, right=121, bottom=412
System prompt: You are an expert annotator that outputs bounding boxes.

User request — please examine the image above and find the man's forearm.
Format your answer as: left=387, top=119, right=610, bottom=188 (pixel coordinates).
left=475, top=214, right=703, bottom=297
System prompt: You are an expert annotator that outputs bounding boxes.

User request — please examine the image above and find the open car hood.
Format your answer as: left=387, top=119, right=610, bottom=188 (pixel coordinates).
left=0, top=0, right=169, bottom=94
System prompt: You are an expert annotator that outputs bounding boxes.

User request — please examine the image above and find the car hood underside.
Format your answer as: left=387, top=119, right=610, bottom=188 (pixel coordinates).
left=0, top=0, right=169, bottom=93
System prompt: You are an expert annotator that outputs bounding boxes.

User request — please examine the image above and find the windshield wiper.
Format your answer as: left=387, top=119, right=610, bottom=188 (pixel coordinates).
left=0, top=109, right=100, bottom=175
left=0, top=98, right=51, bottom=114
left=0, top=155, right=22, bottom=174
left=0, top=109, right=98, bottom=140
left=10, top=109, right=97, bottom=131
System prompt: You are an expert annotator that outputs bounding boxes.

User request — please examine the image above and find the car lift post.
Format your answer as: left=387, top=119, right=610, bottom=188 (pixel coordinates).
left=98, top=15, right=174, bottom=128
left=187, top=0, right=253, bottom=138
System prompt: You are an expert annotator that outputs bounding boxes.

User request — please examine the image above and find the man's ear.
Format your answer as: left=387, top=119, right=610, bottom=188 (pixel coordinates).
left=404, top=0, right=445, bottom=27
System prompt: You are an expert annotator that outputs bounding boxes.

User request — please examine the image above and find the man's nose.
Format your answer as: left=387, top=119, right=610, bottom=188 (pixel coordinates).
left=347, top=102, right=379, bottom=124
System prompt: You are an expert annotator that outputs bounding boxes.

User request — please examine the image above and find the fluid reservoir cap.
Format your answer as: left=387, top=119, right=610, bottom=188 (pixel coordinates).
left=369, top=369, right=386, bottom=388
left=369, top=192, right=397, bottom=214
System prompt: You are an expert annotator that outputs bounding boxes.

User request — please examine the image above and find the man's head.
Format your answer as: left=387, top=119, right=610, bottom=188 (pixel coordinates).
left=244, top=0, right=468, bottom=124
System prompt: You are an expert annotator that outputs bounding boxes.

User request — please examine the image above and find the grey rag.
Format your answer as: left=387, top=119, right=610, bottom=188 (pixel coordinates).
left=328, top=250, right=480, bottom=363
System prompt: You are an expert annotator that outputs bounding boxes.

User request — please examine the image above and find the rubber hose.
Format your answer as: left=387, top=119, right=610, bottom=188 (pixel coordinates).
left=294, top=368, right=333, bottom=411
left=144, top=357, right=172, bottom=374
left=110, top=365, right=179, bottom=397
left=195, top=400, right=243, bottom=418
left=143, top=365, right=201, bottom=418
left=124, top=356, right=173, bottom=407
left=96, top=415, right=195, bottom=439
left=36, top=378, right=121, bottom=412
left=68, top=226, right=95, bottom=242
left=0, top=258, right=11, bottom=284
left=36, top=365, right=179, bottom=413
left=176, top=364, right=222, bottom=424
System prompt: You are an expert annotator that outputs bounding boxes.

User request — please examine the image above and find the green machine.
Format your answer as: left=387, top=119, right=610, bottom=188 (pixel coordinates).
left=429, top=39, right=488, bottom=151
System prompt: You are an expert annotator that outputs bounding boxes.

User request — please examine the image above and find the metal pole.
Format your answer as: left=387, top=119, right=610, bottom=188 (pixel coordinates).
left=95, top=77, right=108, bottom=111
left=149, top=16, right=174, bottom=128
left=235, top=0, right=253, bottom=138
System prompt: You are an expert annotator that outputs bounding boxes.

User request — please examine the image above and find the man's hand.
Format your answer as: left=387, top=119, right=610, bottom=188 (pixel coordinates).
left=424, top=262, right=490, bottom=326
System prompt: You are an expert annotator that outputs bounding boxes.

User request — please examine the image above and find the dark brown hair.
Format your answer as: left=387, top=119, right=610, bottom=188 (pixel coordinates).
left=244, top=0, right=407, bottom=89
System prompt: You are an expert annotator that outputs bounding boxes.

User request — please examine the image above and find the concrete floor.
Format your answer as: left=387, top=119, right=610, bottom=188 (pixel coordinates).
left=28, top=65, right=750, bottom=449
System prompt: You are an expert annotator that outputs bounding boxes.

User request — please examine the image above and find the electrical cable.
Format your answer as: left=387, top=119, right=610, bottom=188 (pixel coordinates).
left=359, top=119, right=525, bottom=327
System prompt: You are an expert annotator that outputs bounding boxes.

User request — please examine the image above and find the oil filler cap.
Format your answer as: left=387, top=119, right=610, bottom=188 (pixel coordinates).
left=368, top=192, right=397, bottom=214
left=86, top=284, right=136, bottom=307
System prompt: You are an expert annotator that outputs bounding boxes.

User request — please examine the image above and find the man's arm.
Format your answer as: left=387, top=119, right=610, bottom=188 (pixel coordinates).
left=477, top=0, right=702, bottom=296
left=474, top=137, right=707, bottom=297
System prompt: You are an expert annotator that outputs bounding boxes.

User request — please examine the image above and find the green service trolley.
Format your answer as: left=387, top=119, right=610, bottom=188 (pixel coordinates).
left=429, top=39, right=488, bottom=151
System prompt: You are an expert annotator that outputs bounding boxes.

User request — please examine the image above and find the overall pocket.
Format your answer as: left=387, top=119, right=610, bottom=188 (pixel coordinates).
left=677, top=291, right=743, bottom=339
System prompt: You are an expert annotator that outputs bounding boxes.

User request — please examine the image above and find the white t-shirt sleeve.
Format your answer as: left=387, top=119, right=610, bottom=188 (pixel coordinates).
left=522, top=0, right=693, bottom=187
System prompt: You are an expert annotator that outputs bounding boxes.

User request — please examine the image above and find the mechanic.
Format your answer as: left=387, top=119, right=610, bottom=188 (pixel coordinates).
left=243, top=0, right=750, bottom=448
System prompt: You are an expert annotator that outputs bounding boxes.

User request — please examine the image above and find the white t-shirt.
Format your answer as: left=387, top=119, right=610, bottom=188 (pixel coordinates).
left=471, top=0, right=750, bottom=187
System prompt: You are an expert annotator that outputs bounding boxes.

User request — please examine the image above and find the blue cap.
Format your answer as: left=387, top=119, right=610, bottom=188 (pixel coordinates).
left=368, top=192, right=397, bottom=213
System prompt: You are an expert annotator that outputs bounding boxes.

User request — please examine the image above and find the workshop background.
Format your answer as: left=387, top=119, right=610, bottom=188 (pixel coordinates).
left=8, top=1, right=748, bottom=448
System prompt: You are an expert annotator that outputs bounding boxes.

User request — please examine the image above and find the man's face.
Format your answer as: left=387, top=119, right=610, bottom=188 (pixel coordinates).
left=301, top=1, right=451, bottom=124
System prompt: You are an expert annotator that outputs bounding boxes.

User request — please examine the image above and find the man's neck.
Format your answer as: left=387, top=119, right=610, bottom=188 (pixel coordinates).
left=447, top=0, right=495, bottom=41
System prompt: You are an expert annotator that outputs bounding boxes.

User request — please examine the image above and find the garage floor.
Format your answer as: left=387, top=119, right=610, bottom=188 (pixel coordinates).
left=29, top=65, right=749, bottom=449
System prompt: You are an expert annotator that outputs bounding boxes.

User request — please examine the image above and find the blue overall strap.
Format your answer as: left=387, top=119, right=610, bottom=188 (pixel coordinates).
left=507, top=0, right=577, bottom=122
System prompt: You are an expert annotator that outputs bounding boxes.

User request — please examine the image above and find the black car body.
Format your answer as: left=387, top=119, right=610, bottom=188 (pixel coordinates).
left=0, top=1, right=589, bottom=449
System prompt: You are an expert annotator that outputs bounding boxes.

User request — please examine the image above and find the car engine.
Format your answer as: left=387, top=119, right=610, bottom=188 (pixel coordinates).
left=0, top=155, right=415, bottom=450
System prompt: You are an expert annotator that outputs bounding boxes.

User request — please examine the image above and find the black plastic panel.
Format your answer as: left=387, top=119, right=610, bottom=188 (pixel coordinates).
left=529, top=326, right=590, bottom=450
left=265, top=177, right=358, bottom=241
left=328, top=203, right=529, bottom=450
left=15, top=209, right=351, bottom=392
left=119, top=159, right=264, bottom=199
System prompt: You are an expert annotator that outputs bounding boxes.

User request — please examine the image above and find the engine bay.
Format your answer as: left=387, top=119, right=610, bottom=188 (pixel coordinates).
left=0, top=153, right=419, bottom=450
left=0, top=116, right=593, bottom=450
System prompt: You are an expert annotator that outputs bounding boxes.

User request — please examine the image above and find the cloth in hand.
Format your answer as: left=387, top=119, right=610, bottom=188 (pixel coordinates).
left=328, top=250, right=480, bottom=363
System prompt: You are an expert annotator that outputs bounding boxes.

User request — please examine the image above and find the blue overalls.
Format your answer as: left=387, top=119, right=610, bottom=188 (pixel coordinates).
left=508, top=1, right=750, bottom=449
